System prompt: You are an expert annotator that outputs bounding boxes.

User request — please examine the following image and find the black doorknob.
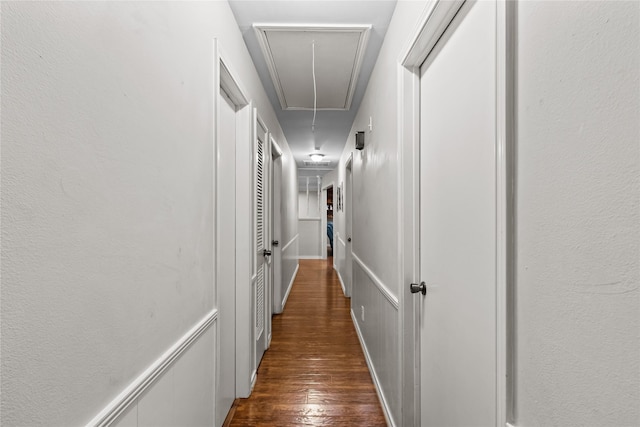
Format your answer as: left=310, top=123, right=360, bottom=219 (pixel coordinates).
left=347, top=237, right=352, bottom=242
left=410, top=282, right=427, bottom=295
left=272, top=240, right=279, bottom=246
left=263, top=249, right=272, bottom=257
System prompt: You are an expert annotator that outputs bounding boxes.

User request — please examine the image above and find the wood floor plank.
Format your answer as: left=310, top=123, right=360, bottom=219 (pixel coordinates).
left=228, top=259, right=387, bottom=426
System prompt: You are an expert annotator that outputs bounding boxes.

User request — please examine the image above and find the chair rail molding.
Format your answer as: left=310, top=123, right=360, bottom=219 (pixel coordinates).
left=86, top=309, right=218, bottom=427
left=353, top=252, right=399, bottom=310
left=281, top=233, right=299, bottom=253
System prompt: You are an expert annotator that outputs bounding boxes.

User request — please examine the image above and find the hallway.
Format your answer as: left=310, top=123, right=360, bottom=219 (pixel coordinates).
left=227, top=259, right=386, bottom=426
left=2, top=1, right=638, bottom=425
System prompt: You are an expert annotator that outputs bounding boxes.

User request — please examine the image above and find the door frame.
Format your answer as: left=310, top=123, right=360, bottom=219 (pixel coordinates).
left=397, top=1, right=515, bottom=425
left=321, top=181, right=335, bottom=263
left=270, top=137, right=284, bottom=315
left=344, top=154, right=353, bottom=298
left=214, top=42, right=253, bottom=412
left=320, top=185, right=327, bottom=260
left=254, top=113, right=270, bottom=375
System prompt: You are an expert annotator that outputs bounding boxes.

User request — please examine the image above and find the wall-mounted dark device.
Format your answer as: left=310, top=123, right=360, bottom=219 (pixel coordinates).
left=355, top=131, right=365, bottom=150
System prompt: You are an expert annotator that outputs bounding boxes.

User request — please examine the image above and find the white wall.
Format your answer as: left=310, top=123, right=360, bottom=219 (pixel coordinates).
left=280, top=163, right=299, bottom=311
left=298, top=190, right=322, bottom=218
left=0, top=1, right=298, bottom=425
left=515, top=2, right=639, bottom=425
left=322, top=168, right=339, bottom=189
left=298, top=219, right=322, bottom=259
left=111, top=324, right=216, bottom=427
left=297, top=190, right=323, bottom=259
left=332, top=1, right=428, bottom=424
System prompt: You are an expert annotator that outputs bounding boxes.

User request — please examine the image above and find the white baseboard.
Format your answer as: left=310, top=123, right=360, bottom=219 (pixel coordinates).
left=86, top=309, right=218, bottom=427
left=281, top=263, right=299, bottom=310
left=297, top=255, right=323, bottom=260
left=350, top=310, right=395, bottom=427
left=335, top=266, right=346, bottom=296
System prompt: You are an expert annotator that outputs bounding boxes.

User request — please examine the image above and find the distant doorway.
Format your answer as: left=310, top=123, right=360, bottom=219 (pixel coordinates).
left=325, top=185, right=334, bottom=258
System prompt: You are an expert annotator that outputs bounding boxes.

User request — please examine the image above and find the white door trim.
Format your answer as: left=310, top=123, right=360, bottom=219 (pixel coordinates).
left=217, top=45, right=255, bottom=399
left=270, top=137, right=284, bottom=316
left=496, top=1, right=517, bottom=423
left=322, top=182, right=335, bottom=268
left=397, top=1, right=515, bottom=425
left=344, top=154, right=353, bottom=298
left=320, top=187, right=327, bottom=260
left=214, top=41, right=253, bottom=409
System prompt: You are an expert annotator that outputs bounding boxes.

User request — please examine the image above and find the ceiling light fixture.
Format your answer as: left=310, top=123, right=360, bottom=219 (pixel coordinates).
left=310, top=153, right=325, bottom=162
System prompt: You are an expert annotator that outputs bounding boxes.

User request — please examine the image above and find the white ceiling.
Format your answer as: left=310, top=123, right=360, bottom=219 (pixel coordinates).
left=228, top=0, right=397, bottom=182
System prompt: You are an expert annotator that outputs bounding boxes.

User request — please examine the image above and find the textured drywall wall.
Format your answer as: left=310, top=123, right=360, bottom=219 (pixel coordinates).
left=322, top=168, right=339, bottom=188
left=298, top=219, right=322, bottom=258
left=298, top=190, right=321, bottom=218
left=281, top=156, right=299, bottom=310
left=332, top=1, right=430, bottom=424
left=1, top=3, right=215, bottom=424
left=335, top=0, right=425, bottom=296
left=0, top=1, right=297, bottom=425
left=516, top=1, right=640, bottom=425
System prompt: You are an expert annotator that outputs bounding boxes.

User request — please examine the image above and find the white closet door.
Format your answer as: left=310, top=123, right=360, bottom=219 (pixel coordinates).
left=418, top=1, right=498, bottom=425
left=254, top=120, right=268, bottom=369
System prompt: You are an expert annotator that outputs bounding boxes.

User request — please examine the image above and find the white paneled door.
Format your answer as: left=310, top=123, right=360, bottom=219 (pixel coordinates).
left=418, top=1, right=498, bottom=425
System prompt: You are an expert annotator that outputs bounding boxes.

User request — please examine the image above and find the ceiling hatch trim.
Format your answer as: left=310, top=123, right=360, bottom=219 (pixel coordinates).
left=253, top=24, right=371, bottom=111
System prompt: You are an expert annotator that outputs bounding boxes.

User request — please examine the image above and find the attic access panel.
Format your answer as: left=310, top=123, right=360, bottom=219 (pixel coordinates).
left=254, top=24, right=371, bottom=111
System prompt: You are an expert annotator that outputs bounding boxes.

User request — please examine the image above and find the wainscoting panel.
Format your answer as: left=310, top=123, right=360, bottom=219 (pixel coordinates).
left=172, top=325, right=215, bottom=424
left=353, top=253, right=398, bottom=309
left=99, top=311, right=217, bottom=427
left=136, top=369, right=173, bottom=426
left=351, top=259, right=400, bottom=426
left=298, top=218, right=322, bottom=258
left=111, top=406, right=136, bottom=427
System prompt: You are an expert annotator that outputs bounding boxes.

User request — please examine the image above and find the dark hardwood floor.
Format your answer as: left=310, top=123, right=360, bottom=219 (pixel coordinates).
left=226, top=258, right=387, bottom=426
